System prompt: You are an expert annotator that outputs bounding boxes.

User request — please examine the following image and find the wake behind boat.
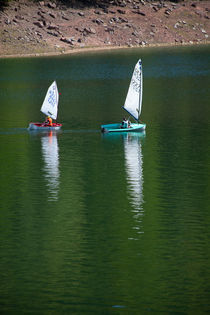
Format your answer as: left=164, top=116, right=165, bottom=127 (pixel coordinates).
left=28, top=81, right=62, bottom=131
left=101, top=59, right=146, bottom=133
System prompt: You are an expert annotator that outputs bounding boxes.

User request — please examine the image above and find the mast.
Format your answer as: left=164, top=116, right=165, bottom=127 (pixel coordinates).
left=138, top=60, right=143, bottom=122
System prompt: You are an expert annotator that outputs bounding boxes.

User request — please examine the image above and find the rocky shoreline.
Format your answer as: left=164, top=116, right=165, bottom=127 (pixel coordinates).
left=0, top=0, right=209, bottom=58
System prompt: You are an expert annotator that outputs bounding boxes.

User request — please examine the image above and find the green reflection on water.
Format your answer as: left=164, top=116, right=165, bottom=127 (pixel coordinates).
left=0, top=45, right=210, bottom=313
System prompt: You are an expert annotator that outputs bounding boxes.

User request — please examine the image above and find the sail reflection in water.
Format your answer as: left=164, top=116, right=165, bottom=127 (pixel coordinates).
left=124, top=133, right=145, bottom=237
left=41, top=131, right=60, bottom=201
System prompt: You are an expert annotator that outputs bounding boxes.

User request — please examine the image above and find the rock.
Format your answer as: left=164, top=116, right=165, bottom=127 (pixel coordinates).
left=109, top=17, right=118, bottom=23
left=49, top=13, right=56, bottom=19
left=39, top=8, right=46, bottom=13
left=117, top=9, right=126, bottom=14
left=119, top=17, right=128, bottom=23
left=78, top=12, right=84, bottom=17
left=105, top=27, right=114, bottom=34
left=47, top=23, right=59, bottom=30
left=118, top=1, right=126, bottom=8
left=132, top=31, right=138, bottom=37
left=62, top=15, right=69, bottom=21
left=47, top=31, right=59, bottom=37
left=140, top=41, right=147, bottom=46
left=34, top=21, right=44, bottom=28
left=174, top=22, right=180, bottom=29
left=15, top=15, right=24, bottom=20
left=133, top=10, right=146, bottom=16
left=82, top=27, right=96, bottom=35
left=165, top=9, right=171, bottom=16
left=94, top=10, right=104, bottom=15
left=38, top=11, right=45, bottom=19
left=152, top=6, right=158, bottom=12
left=75, top=27, right=82, bottom=32
left=92, top=18, right=104, bottom=25
left=60, top=37, right=75, bottom=45
left=5, top=18, right=11, bottom=25
left=104, top=39, right=111, bottom=45
left=35, top=31, right=43, bottom=38
left=89, top=27, right=96, bottom=34
left=48, top=2, right=56, bottom=9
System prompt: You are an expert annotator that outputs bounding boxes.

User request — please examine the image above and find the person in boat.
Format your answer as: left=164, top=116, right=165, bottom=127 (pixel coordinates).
left=45, top=116, right=53, bottom=126
left=121, top=117, right=130, bottom=129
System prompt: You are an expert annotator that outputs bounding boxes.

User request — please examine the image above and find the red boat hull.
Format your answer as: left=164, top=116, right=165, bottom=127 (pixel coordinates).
left=28, top=122, right=62, bottom=131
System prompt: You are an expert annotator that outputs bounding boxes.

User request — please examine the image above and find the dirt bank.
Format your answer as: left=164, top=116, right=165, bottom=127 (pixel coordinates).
left=0, top=0, right=209, bottom=57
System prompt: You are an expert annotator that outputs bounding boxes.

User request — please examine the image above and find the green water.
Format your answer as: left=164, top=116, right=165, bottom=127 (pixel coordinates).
left=0, top=45, right=210, bottom=313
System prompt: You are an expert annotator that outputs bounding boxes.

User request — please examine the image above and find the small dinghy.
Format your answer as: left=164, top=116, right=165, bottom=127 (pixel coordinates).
left=28, top=81, right=62, bottom=131
left=101, top=59, right=146, bottom=133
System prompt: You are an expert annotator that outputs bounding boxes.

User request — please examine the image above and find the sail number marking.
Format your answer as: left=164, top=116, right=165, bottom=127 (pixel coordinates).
left=48, top=87, right=56, bottom=107
left=131, top=67, right=141, bottom=93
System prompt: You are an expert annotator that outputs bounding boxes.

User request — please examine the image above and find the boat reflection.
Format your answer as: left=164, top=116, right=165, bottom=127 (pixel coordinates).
left=123, top=132, right=145, bottom=240
left=102, top=131, right=145, bottom=237
left=123, top=132, right=145, bottom=212
left=41, top=131, right=60, bottom=201
left=102, top=131, right=145, bottom=212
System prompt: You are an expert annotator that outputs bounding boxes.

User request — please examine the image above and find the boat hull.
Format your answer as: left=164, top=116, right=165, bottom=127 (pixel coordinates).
left=28, top=122, right=62, bottom=131
left=101, top=123, right=146, bottom=133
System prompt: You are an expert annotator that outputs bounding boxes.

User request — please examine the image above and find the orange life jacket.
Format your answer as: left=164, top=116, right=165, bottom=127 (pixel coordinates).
left=48, top=117, right=53, bottom=126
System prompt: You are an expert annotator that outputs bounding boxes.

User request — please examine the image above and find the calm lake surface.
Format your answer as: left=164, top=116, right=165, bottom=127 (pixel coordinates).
left=0, top=45, right=210, bottom=314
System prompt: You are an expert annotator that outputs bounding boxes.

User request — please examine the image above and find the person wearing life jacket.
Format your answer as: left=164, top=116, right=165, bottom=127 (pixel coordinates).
left=45, top=116, right=53, bottom=126
left=121, top=117, right=129, bottom=128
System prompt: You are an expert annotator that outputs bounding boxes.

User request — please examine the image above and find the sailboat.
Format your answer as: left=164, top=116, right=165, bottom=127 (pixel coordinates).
left=28, top=81, right=62, bottom=131
left=101, top=59, right=146, bottom=133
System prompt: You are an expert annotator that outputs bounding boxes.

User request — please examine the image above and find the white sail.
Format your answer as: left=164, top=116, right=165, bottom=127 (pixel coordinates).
left=123, top=59, right=143, bottom=121
left=40, top=81, right=59, bottom=120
